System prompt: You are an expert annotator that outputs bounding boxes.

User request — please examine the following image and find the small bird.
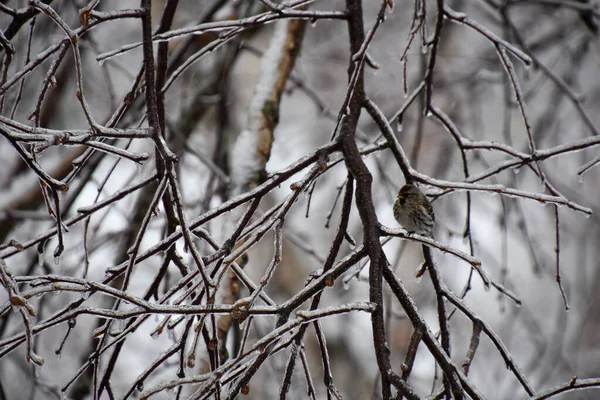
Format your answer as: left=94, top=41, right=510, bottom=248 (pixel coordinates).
left=393, top=184, right=435, bottom=237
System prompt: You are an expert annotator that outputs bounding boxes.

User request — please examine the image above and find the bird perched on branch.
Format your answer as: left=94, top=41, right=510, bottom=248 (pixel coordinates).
left=393, top=183, right=435, bottom=237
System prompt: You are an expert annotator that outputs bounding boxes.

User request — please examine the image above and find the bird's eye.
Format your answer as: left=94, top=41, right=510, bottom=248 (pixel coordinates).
left=399, top=196, right=406, bottom=205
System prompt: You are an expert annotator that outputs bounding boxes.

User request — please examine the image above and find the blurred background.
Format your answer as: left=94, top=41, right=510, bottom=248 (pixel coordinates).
left=0, top=0, right=599, bottom=399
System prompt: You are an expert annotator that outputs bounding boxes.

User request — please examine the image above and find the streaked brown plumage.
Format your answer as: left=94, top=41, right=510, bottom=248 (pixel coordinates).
left=393, top=184, right=435, bottom=236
